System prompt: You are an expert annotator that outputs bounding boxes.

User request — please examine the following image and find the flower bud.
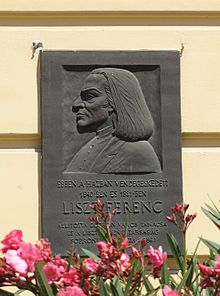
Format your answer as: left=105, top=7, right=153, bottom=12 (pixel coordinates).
left=120, top=238, right=128, bottom=250
left=141, top=239, right=147, bottom=248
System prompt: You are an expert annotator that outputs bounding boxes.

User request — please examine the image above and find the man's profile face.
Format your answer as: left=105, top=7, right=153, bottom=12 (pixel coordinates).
left=72, top=74, right=111, bottom=129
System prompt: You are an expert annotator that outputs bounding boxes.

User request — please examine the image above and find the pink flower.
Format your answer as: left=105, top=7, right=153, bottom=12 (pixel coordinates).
left=198, top=264, right=212, bottom=276
left=166, top=214, right=177, bottom=224
left=168, top=203, right=196, bottom=234
left=52, top=255, right=68, bottom=273
left=58, top=286, right=86, bottom=296
left=96, top=241, right=110, bottom=254
left=43, top=262, right=62, bottom=283
left=0, top=266, right=5, bottom=275
left=141, top=239, right=147, bottom=248
left=4, top=240, right=42, bottom=274
left=131, top=246, right=139, bottom=258
left=120, top=238, right=128, bottom=250
left=117, top=253, right=130, bottom=272
left=215, top=255, right=220, bottom=268
left=96, top=241, right=115, bottom=262
left=18, top=242, right=42, bottom=272
left=171, top=203, right=183, bottom=214
left=62, top=268, right=80, bottom=286
left=1, top=230, right=23, bottom=252
left=44, top=255, right=67, bottom=283
left=5, top=249, right=28, bottom=274
left=200, top=277, right=215, bottom=289
left=147, top=246, right=167, bottom=270
left=214, top=255, right=220, bottom=275
left=82, top=258, right=99, bottom=275
left=185, top=213, right=197, bottom=226
left=163, top=285, right=180, bottom=296
left=36, top=238, right=52, bottom=261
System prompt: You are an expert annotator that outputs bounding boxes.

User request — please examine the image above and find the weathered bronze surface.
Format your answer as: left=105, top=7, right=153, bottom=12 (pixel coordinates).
left=66, top=68, right=161, bottom=174
left=41, top=51, right=182, bottom=255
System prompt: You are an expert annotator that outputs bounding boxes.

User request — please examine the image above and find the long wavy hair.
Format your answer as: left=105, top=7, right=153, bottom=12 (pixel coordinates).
left=92, top=68, right=154, bottom=142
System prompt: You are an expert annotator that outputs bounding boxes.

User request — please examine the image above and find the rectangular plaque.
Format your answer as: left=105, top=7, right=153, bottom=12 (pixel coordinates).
left=41, top=50, right=183, bottom=255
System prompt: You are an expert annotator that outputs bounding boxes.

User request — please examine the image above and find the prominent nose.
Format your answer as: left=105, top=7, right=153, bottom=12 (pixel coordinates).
left=72, top=96, right=85, bottom=112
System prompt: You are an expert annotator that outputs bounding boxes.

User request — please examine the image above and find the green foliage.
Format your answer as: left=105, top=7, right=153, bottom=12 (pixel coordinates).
left=124, top=262, right=136, bottom=295
left=186, top=256, right=198, bottom=288
left=81, top=248, right=100, bottom=261
left=176, top=265, right=193, bottom=292
left=96, top=225, right=109, bottom=242
left=163, top=235, right=198, bottom=294
left=201, top=202, right=220, bottom=255
left=201, top=204, right=220, bottom=229
left=35, top=262, right=54, bottom=296
left=160, top=260, right=170, bottom=285
left=167, top=233, right=184, bottom=273
left=14, top=290, right=26, bottom=295
left=143, top=277, right=155, bottom=294
left=99, top=278, right=109, bottom=296
left=200, top=238, right=220, bottom=254
left=1, top=199, right=220, bottom=295
left=0, top=289, right=16, bottom=296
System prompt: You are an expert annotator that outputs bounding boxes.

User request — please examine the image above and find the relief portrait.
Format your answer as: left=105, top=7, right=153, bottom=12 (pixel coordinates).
left=65, top=68, right=161, bottom=174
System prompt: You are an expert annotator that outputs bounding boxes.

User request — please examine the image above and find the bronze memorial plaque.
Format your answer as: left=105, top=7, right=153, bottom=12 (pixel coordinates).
left=41, top=51, right=182, bottom=255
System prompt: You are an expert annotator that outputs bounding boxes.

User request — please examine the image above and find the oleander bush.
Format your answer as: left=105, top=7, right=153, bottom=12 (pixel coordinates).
left=0, top=199, right=220, bottom=295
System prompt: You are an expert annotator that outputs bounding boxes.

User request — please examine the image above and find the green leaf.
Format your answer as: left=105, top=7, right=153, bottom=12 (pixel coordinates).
left=35, top=262, right=54, bottom=296
left=124, top=263, right=135, bottom=295
left=160, top=260, right=170, bottom=285
left=200, top=238, right=220, bottom=254
left=204, top=203, right=220, bottom=216
left=130, top=257, right=142, bottom=273
left=0, top=289, right=16, bottom=296
left=190, top=286, right=200, bottom=296
left=167, top=233, right=184, bottom=273
left=109, top=282, right=120, bottom=296
left=96, top=225, right=108, bottom=242
left=143, top=277, right=154, bottom=293
left=209, top=199, right=220, bottom=214
left=190, top=272, right=201, bottom=296
left=112, top=276, right=119, bottom=287
left=128, top=272, right=143, bottom=295
left=111, top=276, right=124, bottom=296
left=50, top=284, right=58, bottom=295
left=186, top=256, right=197, bottom=288
left=176, top=265, right=193, bottom=292
left=14, top=291, right=26, bottom=295
left=201, top=207, right=220, bottom=228
left=204, top=287, right=215, bottom=296
left=99, top=278, right=109, bottom=296
left=81, top=248, right=100, bottom=261
left=66, top=245, right=75, bottom=272
left=170, top=279, right=177, bottom=290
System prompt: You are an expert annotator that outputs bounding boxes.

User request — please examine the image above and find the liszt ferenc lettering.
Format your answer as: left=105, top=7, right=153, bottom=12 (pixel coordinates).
left=65, top=68, right=161, bottom=174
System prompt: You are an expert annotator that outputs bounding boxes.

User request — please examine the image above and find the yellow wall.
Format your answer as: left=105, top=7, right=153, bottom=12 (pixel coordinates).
left=1, top=0, right=220, bottom=256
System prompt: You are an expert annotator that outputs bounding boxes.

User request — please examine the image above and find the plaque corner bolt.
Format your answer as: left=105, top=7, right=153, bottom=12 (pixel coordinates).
left=31, top=40, right=44, bottom=59
left=180, top=43, right=185, bottom=57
